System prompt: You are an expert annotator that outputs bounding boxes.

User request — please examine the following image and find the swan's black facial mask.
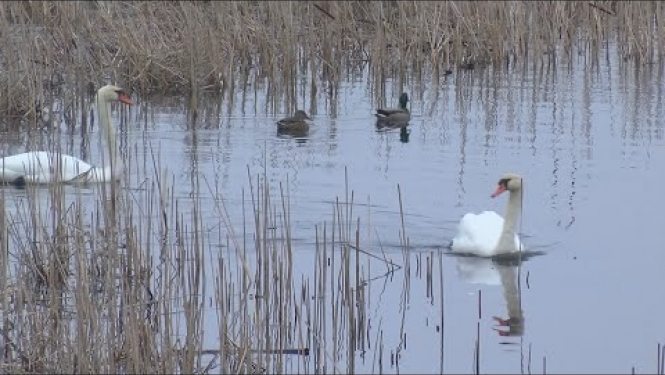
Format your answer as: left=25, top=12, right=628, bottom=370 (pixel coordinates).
left=491, top=178, right=510, bottom=198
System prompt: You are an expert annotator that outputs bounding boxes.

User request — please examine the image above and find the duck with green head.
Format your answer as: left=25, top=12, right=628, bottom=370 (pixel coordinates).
left=375, top=92, right=410, bottom=128
left=277, top=110, right=313, bottom=134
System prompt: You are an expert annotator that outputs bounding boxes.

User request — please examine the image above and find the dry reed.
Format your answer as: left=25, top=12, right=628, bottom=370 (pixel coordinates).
left=0, top=133, right=410, bottom=373
left=0, top=1, right=662, bottom=129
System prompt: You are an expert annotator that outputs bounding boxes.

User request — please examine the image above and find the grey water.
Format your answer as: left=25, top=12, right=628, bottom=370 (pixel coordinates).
left=3, top=45, right=665, bottom=373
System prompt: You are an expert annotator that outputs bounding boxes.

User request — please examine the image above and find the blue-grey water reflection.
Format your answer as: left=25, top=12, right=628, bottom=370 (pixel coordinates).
left=3, top=45, right=665, bottom=373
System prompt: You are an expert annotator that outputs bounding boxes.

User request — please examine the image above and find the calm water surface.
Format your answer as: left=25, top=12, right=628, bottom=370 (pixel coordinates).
left=3, top=48, right=665, bottom=373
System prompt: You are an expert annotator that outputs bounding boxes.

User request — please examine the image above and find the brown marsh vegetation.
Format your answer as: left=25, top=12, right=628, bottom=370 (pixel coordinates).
left=0, top=158, right=414, bottom=373
left=0, top=1, right=663, bottom=128
left=0, top=1, right=664, bottom=373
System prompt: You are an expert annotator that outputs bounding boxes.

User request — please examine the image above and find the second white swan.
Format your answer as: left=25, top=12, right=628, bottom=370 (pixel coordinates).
left=451, top=173, right=524, bottom=257
left=0, top=85, right=133, bottom=186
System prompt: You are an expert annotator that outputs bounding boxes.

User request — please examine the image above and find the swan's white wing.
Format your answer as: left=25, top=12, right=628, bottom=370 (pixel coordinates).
left=451, top=210, right=522, bottom=257
left=56, top=154, right=94, bottom=181
left=0, top=162, right=25, bottom=183
left=0, top=151, right=92, bottom=184
left=0, top=151, right=51, bottom=183
left=451, top=211, right=505, bottom=257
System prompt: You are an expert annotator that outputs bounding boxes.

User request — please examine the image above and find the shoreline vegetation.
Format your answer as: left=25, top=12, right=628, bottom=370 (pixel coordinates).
left=0, top=1, right=662, bottom=128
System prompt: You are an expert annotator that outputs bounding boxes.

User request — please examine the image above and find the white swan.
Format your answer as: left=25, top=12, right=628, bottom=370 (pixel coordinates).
left=451, top=173, right=524, bottom=257
left=0, top=85, right=133, bottom=186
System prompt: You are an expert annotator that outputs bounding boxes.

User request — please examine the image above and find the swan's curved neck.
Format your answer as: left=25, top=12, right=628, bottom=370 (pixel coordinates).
left=496, top=188, right=522, bottom=253
left=96, top=96, right=120, bottom=179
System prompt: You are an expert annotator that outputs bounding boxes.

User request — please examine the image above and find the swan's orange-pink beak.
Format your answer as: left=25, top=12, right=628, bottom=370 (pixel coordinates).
left=119, top=93, right=133, bottom=106
left=491, top=184, right=507, bottom=198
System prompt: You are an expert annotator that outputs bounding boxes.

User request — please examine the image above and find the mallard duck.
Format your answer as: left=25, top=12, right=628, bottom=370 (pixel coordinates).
left=277, top=110, right=313, bottom=133
left=375, top=92, right=410, bottom=128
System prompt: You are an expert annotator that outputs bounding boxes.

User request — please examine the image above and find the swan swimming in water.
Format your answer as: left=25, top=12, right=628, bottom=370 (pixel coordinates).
left=451, top=173, right=524, bottom=257
left=0, top=85, right=133, bottom=186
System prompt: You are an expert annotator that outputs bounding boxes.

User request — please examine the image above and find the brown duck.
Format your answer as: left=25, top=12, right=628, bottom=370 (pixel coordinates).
left=375, top=92, right=410, bottom=128
left=277, top=110, right=313, bottom=133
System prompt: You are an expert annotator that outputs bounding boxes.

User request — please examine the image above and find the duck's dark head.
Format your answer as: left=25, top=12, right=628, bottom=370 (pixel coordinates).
left=398, top=93, right=409, bottom=109
left=294, top=110, right=311, bottom=120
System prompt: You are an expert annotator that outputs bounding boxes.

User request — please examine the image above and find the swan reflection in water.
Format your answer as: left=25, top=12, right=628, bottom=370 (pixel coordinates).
left=455, top=255, right=525, bottom=338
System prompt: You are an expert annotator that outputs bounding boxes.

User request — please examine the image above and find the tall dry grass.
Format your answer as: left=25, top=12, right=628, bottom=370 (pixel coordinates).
left=0, top=138, right=410, bottom=373
left=0, top=1, right=661, bottom=129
